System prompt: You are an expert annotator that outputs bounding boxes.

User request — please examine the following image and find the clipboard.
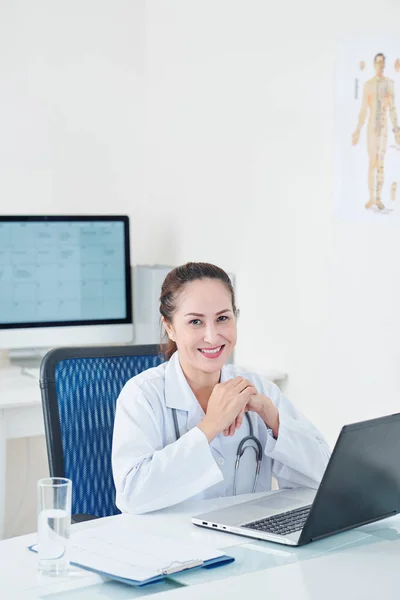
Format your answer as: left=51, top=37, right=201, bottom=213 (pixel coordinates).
left=28, top=523, right=235, bottom=587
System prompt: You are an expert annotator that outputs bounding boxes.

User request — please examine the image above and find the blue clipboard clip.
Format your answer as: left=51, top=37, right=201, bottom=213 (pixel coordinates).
left=160, top=558, right=204, bottom=575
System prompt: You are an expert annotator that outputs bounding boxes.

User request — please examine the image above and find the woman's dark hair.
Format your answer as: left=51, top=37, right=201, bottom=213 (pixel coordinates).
left=159, top=262, right=237, bottom=360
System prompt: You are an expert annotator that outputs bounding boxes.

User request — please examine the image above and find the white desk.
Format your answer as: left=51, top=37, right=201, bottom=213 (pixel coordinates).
left=1, top=494, right=400, bottom=599
left=0, top=365, right=44, bottom=538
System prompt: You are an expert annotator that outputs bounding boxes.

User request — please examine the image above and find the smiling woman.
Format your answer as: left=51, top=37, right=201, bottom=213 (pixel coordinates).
left=111, top=262, right=330, bottom=515
left=160, top=265, right=237, bottom=405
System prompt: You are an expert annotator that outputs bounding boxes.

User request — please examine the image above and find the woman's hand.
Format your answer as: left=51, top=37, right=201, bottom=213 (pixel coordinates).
left=198, top=377, right=257, bottom=442
left=246, top=393, right=280, bottom=438
left=223, top=393, right=280, bottom=438
left=222, top=408, right=246, bottom=438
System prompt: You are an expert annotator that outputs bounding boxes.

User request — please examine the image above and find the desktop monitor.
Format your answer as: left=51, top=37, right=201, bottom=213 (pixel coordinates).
left=0, top=215, right=133, bottom=359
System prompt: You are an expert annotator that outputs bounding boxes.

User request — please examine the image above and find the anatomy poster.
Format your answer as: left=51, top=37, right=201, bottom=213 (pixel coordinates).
left=335, top=42, right=400, bottom=221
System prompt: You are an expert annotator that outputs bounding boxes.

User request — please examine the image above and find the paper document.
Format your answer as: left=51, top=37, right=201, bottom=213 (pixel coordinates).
left=69, top=520, right=228, bottom=583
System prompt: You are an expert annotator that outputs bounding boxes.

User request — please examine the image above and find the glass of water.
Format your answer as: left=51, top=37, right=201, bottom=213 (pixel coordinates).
left=37, top=477, right=72, bottom=575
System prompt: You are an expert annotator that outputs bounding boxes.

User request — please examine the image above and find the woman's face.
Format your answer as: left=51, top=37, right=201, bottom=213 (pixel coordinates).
left=164, top=278, right=237, bottom=376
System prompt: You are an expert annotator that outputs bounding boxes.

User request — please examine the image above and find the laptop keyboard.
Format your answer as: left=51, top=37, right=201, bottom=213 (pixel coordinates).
left=244, top=505, right=312, bottom=536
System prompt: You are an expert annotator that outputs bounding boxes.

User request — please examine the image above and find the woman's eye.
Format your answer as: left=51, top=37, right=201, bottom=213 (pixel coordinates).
left=189, top=319, right=202, bottom=326
left=217, top=315, right=229, bottom=322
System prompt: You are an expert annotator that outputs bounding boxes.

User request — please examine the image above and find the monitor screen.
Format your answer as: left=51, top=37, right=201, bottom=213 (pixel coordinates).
left=0, top=215, right=132, bottom=351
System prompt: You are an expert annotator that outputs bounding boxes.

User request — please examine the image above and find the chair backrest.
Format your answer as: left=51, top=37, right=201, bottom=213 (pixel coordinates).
left=40, top=345, right=164, bottom=517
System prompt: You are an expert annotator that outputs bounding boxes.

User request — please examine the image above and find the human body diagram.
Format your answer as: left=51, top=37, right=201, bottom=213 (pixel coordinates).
left=352, top=53, right=400, bottom=212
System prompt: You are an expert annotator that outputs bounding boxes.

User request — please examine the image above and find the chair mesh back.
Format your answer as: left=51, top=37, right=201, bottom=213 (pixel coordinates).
left=55, top=353, right=163, bottom=517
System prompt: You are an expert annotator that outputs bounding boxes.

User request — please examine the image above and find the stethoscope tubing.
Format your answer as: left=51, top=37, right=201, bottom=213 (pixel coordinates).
left=172, top=409, right=263, bottom=495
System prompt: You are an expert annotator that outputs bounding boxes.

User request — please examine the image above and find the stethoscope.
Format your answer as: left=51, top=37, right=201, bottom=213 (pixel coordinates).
left=172, top=409, right=263, bottom=495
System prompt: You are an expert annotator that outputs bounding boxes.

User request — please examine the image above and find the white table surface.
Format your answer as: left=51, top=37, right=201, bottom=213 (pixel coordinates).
left=0, top=364, right=43, bottom=538
left=1, top=493, right=400, bottom=600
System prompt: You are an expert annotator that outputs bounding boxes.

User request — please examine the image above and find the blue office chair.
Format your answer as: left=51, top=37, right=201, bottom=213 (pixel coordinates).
left=40, top=345, right=164, bottom=521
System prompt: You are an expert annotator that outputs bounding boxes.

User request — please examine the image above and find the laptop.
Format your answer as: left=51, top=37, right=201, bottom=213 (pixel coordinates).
left=192, top=413, right=400, bottom=546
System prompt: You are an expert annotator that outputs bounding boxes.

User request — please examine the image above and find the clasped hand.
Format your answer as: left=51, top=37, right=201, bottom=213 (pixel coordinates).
left=198, top=376, right=279, bottom=442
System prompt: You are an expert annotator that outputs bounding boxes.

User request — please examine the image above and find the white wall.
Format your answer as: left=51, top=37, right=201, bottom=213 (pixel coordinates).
left=2, top=0, right=400, bottom=535
left=144, top=0, right=400, bottom=447
left=0, top=0, right=149, bottom=258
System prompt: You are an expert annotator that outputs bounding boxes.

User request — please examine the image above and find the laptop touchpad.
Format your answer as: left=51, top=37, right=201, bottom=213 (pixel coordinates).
left=252, top=494, right=300, bottom=510
left=233, top=489, right=316, bottom=523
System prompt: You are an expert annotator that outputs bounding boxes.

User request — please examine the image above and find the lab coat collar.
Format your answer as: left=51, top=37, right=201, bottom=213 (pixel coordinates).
left=164, top=352, right=225, bottom=458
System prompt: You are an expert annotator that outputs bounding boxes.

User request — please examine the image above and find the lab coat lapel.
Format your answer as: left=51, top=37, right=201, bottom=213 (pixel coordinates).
left=164, top=353, right=225, bottom=460
left=164, top=353, right=205, bottom=433
left=164, top=352, right=194, bottom=412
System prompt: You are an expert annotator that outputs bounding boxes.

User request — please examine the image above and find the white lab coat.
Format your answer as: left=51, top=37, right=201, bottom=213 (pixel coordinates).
left=112, top=352, right=330, bottom=515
